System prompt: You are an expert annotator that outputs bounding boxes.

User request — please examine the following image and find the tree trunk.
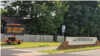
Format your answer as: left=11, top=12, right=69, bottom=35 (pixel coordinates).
left=88, top=27, right=89, bottom=37
left=55, top=28, right=57, bottom=42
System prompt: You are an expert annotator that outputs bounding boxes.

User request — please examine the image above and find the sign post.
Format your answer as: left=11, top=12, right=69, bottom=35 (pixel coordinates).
left=62, top=25, right=66, bottom=42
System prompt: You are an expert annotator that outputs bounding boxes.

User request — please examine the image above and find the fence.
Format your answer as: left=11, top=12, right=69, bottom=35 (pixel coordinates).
left=1, top=34, right=64, bottom=42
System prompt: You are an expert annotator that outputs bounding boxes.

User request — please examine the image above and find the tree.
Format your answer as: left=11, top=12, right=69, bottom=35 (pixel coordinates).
left=0, top=8, right=6, bottom=33
left=1, top=8, right=6, bottom=14
left=64, top=1, right=100, bottom=37
left=0, top=4, right=7, bottom=28
left=1, top=1, right=69, bottom=36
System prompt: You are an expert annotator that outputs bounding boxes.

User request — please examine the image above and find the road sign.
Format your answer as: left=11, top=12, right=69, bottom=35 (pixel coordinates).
left=62, top=25, right=66, bottom=33
left=62, top=25, right=66, bottom=42
left=4, top=25, right=25, bottom=35
left=62, top=30, right=65, bottom=33
left=62, top=25, right=66, bottom=30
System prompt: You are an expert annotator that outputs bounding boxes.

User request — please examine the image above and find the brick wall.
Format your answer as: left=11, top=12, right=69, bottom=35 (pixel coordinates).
left=57, top=40, right=100, bottom=50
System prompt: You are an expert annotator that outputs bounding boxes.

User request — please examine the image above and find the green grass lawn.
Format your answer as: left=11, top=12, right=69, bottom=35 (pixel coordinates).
left=1, top=42, right=61, bottom=48
left=38, top=46, right=100, bottom=54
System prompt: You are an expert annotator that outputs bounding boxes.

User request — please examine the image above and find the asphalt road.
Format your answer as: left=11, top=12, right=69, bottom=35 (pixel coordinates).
left=1, top=46, right=56, bottom=56
left=1, top=46, right=100, bottom=56
left=41, top=49, right=100, bottom=56
left=1, top=48, right=31, bottom=56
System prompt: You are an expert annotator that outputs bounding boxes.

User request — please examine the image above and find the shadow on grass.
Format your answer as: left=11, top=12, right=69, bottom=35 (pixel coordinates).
left=1, top=43, right=18, bottom=46
left=38, top=45, right=49, bottom=47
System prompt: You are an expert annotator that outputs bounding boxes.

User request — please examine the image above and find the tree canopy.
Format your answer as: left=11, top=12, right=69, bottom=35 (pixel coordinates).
left=1, top=1, right=68, bottom=35
left=1, top=1, right=100, bottom=38
left=64, top=1, right=100, bottom=37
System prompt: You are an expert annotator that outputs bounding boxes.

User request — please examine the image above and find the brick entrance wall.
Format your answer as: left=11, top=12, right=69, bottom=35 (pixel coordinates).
left=57, top=40, right=100, bottom=50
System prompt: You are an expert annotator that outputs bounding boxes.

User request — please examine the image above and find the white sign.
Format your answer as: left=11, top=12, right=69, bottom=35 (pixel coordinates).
left=66, top=37, right=97, bottom=45
left=62, top=25, right=66, bottom=30
left=62, top=30, right=65, bottom=33
left=62, top=25, right=66, bottom=33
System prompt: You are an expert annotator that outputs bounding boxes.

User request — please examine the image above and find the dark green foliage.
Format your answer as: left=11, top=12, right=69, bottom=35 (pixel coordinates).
left=1, top=1, right=100, bottom=38
left=1, top=1, right=68, bottom=34
left=63, top=1, right=100, bottom=37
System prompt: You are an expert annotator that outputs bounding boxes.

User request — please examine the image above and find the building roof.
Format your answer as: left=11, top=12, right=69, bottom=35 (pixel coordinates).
left=1, top=16, right=30, bottom=24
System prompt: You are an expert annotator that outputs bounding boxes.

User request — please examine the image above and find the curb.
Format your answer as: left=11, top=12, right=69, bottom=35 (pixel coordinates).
left=14, top=46, right=58, bottom=49
left=1, top=46, right=15, bottom=49
left=50, top=48, right=100, bottom=54
left=51, top=52, right=64, bottom=54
